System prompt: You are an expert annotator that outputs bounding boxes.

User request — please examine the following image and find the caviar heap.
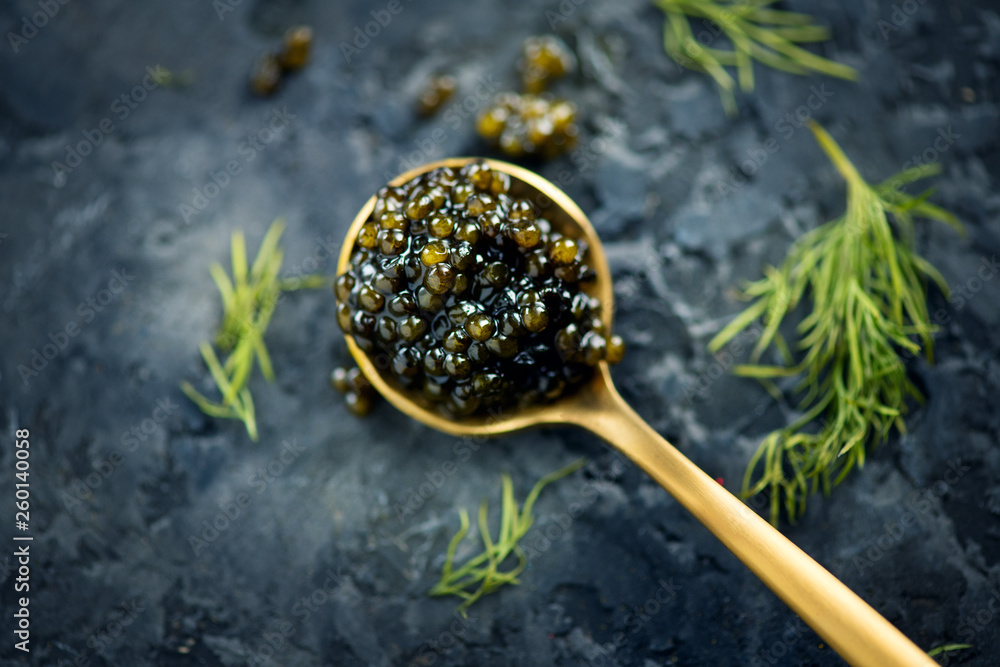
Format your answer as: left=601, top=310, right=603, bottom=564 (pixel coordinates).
left=477, top=93, right=579, bottom=159
left=518, top=35, right=576, bottom=93
left=336, top=161, right=623, bottom=417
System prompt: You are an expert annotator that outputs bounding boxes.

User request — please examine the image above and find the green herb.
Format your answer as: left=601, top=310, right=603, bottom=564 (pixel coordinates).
left=430, top=458, right=586, bottom=615
left=927, top=643, right=972, bottom=659
left=148, top=64, right=194, bottom=88
left=181, top=219, right=330, bottom=440
left=654, top=0, right=858, bottom=115
left=708, top=122, right=962, bottom=526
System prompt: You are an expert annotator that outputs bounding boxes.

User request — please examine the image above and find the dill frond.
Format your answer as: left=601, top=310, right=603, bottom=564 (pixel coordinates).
left=708, top=122, right=962, bottom=526
left=654, top=0, right=858, bottom=115
left=430, top=459, right=586, bottom=614
left=181, top=219, right=332, bottom=440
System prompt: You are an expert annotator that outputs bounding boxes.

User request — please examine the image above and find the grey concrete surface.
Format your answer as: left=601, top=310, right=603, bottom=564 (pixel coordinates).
left=1, top=0, right=999, bottom=665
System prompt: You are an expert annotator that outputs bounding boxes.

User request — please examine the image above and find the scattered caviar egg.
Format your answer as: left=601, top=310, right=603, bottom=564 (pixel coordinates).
left=335, top=160, right=624, bottom=417
left=477, top=93, right=579, bottom=159
left=416, top=74, right=458, bottom=116
left=519, top=35, right=576, bottom=94
left=330, top=365, right=377, bottom=416
left=250, top=53, right=283, bottom=97
left=606, top=334, right=626, bottom=364
left=344, top=390, right=374, bottom=416
left=279, top=26, right=313, bottom=71
left=250, top=25, right=314, bottom=97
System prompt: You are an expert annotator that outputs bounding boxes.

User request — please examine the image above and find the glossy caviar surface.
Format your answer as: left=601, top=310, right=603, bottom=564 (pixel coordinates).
left=518, top=35, right=576, bottom=94
left=477, top=93, right=579, bottom=159
left=336, top=161, right=623, bottom=417
left=250, top=25, right=314, bottom=96
left=416, top=74, right=458, bottom=116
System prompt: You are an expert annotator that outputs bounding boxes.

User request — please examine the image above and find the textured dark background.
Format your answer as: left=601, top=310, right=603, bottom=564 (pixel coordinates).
left=1, top=0, right=999, bottom=665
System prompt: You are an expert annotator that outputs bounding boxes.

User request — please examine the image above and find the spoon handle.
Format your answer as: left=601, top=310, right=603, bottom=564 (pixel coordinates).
left=560, top=370, right=935, bottom=667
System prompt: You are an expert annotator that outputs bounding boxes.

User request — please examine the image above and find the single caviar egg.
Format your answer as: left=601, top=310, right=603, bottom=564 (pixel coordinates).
left=416, top=74, right=457, bottom=116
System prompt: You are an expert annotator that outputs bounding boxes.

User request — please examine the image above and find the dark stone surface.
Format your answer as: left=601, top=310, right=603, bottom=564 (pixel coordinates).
left=1, top=0, right=999, bottom=665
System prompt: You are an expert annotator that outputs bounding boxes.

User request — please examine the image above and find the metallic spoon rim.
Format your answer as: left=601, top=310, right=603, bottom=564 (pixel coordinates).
left=337, top=157, right=614, bottom=436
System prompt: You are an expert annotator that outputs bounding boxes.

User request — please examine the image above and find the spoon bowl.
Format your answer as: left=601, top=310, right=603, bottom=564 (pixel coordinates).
left=337, top=158, right=935, bottom=667
left=338, top=157, right=613, bottom=437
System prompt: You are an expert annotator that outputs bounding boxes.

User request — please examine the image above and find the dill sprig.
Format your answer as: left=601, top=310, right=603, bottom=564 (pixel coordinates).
left=708, top=122, right=962, bottom=526
left=430, top=459, right=586, bottom=615
left=654, top=0, right=858, bottom=115
left=181, top=219, right=330, bottom=440
left=928, top=643, right=972, bottom=660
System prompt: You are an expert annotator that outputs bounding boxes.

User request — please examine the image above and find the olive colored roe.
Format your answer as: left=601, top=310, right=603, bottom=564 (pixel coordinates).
left=416, top=74, right=458, bottom=116
left=335, top=161, right=623, bottom=417
left=250, top=25, right=314, bottom=96
left=518, top=35, right=576, bottom=93
left=477, top=93, right=579, bottom=159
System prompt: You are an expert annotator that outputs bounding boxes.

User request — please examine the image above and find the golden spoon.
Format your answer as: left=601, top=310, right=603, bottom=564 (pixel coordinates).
left=337, top=157, right=935, bottom=667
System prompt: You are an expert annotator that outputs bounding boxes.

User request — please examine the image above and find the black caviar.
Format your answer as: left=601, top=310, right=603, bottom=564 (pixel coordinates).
left=416, top=74, right=457, bottom=116
left=518, top=35, right=576, bottom=94
left=477, top=93, right=579, bottom=159
left=330, top=366, right=378, bottom=416
left=250, top=25, right=314, bottom=96
left=335, top=161, right=623, bottom=418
